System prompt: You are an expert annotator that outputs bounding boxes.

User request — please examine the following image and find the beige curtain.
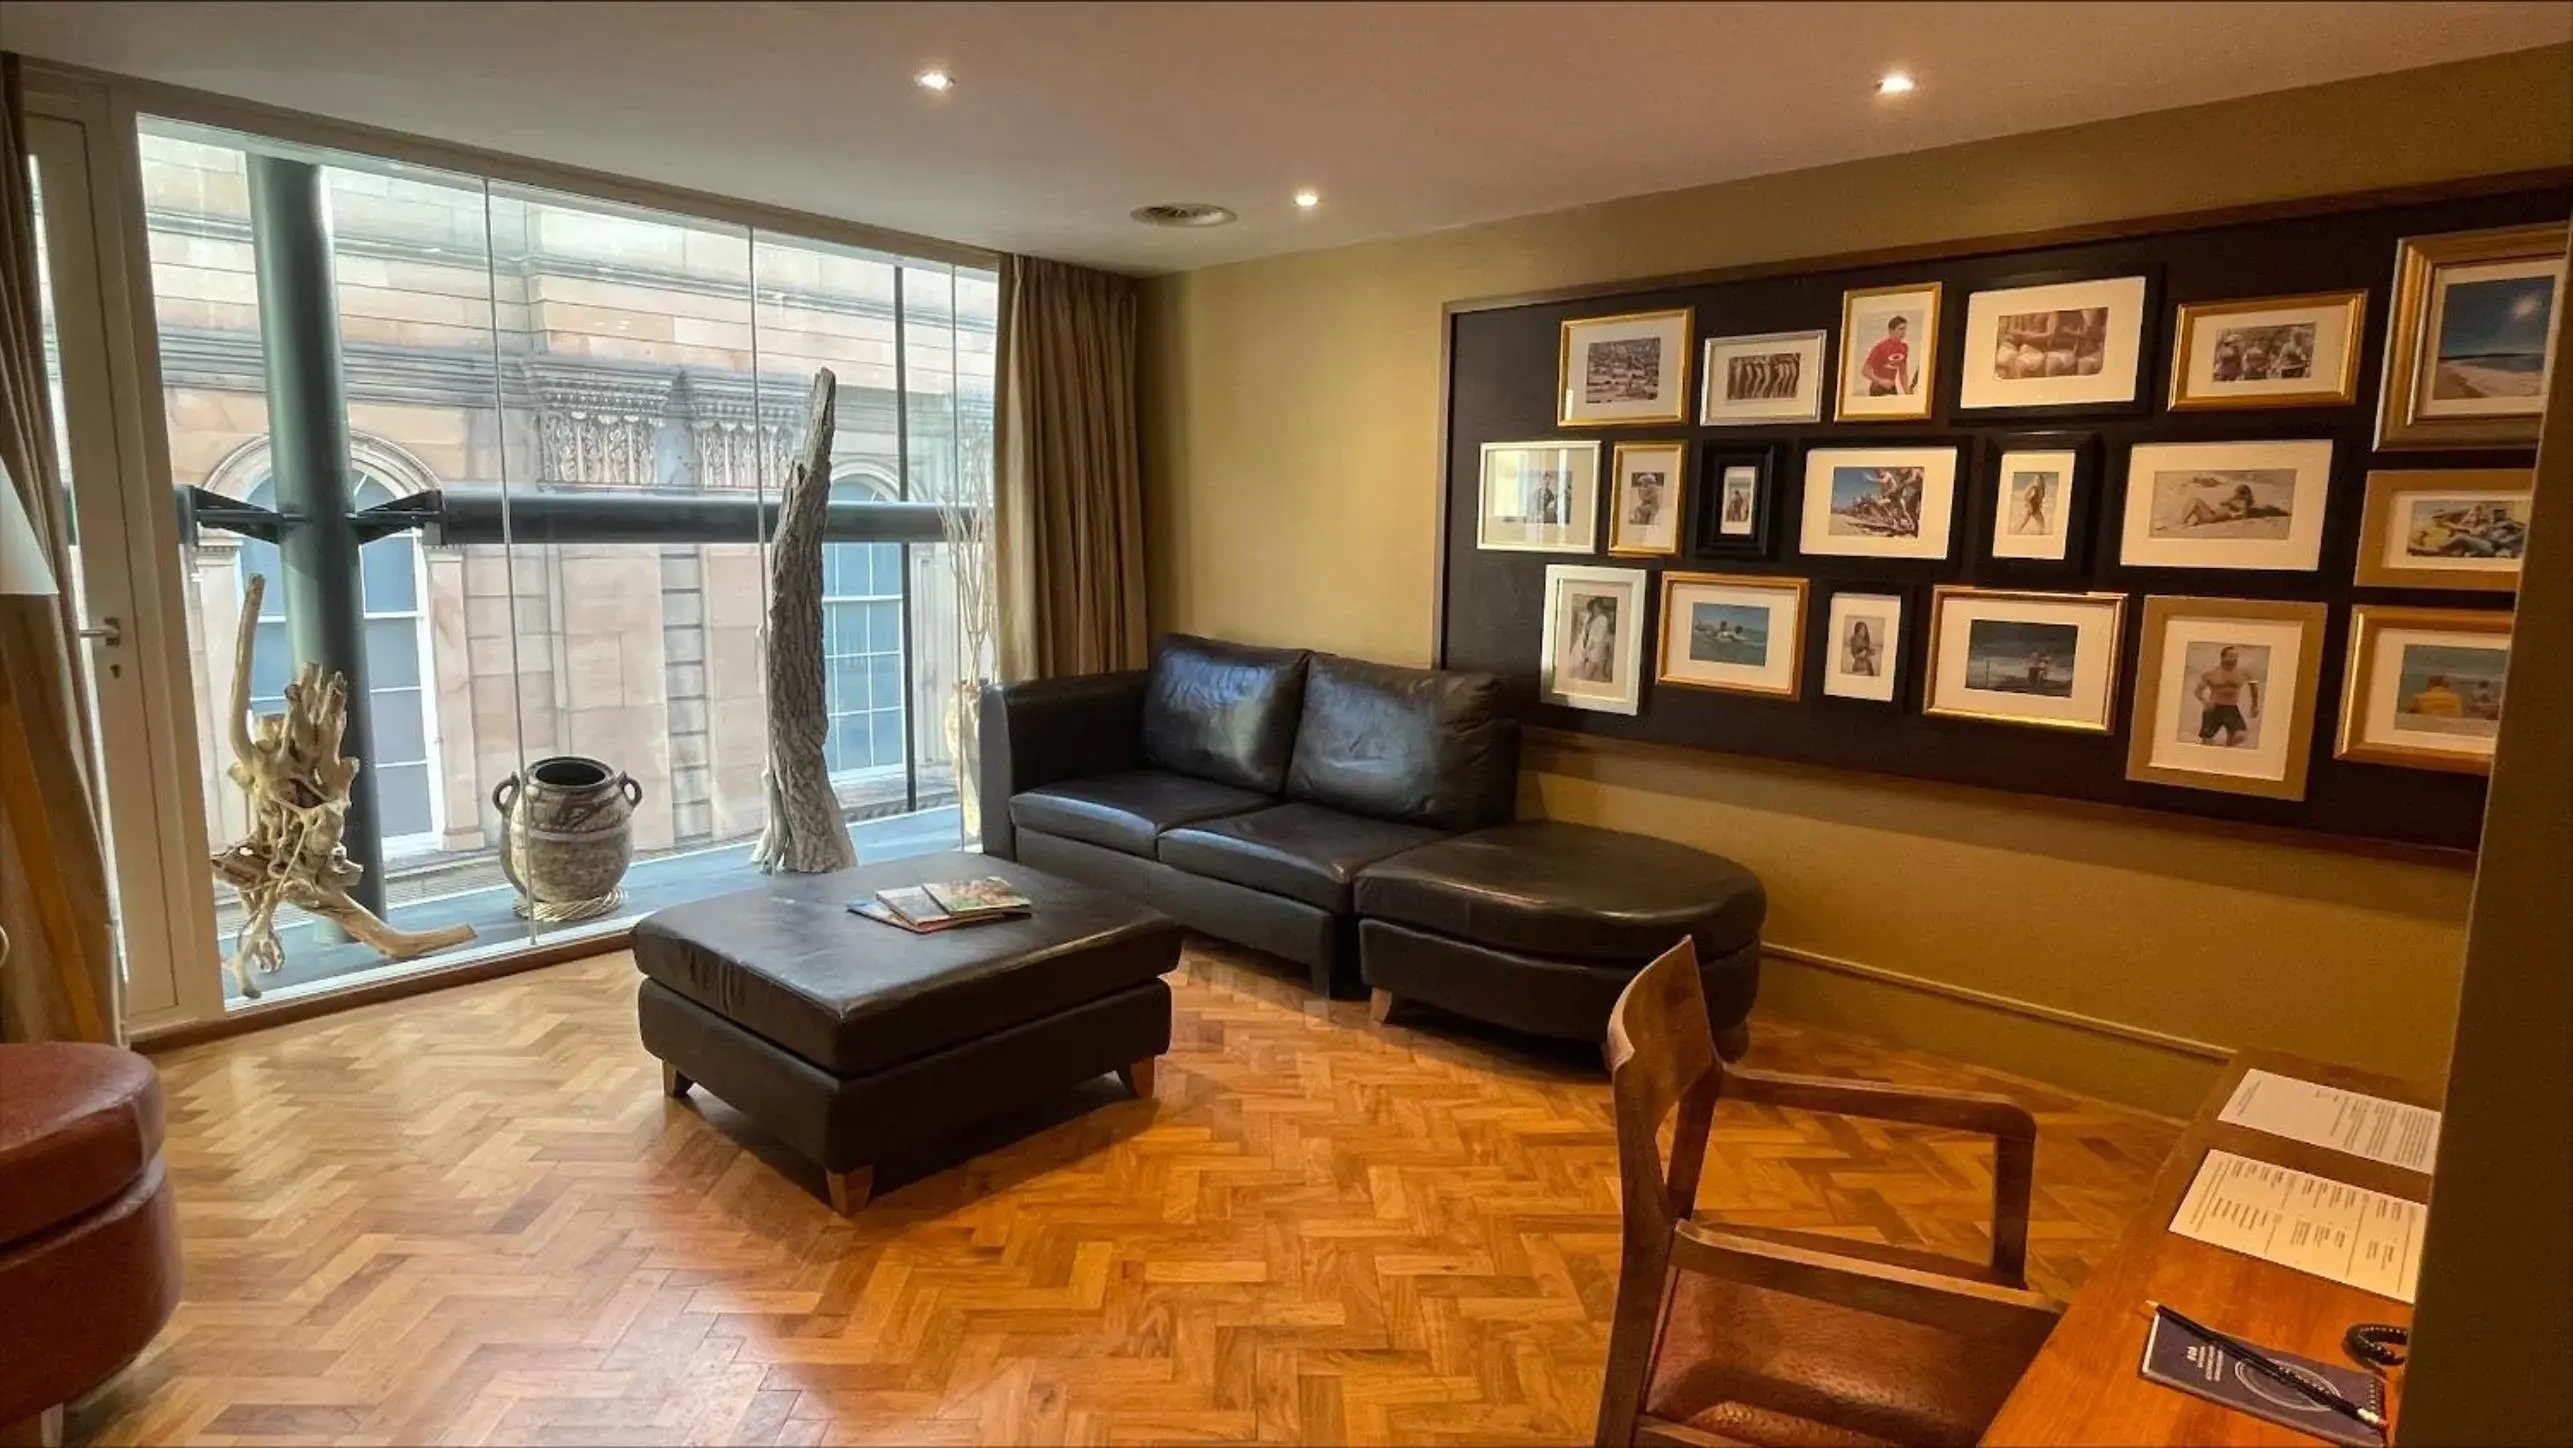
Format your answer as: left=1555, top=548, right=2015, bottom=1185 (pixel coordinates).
left=994, top=255, right=1149, bottom=680
left=0, top=53, right=119, bottom=1043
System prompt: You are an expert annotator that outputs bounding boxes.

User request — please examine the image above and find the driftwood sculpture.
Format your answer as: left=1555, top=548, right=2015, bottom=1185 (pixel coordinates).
left=751, top=370, right=859, bottom=875
left=212, top=574, right=474, bottom=998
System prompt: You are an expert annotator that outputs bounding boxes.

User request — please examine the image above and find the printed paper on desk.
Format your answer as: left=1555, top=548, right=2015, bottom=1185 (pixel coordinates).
left=2218, top=1069, right=2441, bottom=1173
left=2171, top=1150, right=2424, bottom=1303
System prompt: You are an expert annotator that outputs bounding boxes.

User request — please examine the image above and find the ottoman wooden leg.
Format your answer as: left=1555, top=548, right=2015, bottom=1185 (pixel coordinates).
left=826, top=1165, right=874, bottom=1215
left=0, top=1404, right=65, bottom=1448
left=1116, top=1056, right=1158, bottom=1098
left=1369, top=988, right=1398, bottom=1024
left=660, top=1062, right=692, bottom=1098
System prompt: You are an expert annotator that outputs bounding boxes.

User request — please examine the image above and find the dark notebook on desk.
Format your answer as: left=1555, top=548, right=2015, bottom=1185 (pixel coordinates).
left=2140, top=1311, right=2386, bottom=1447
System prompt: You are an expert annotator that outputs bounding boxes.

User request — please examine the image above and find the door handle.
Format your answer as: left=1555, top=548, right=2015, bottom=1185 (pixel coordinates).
left=76, top=616, right=123, bottom=645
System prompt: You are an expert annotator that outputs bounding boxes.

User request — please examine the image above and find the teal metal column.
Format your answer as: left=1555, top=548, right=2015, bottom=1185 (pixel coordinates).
left=246, top=155, right=384, bottom=916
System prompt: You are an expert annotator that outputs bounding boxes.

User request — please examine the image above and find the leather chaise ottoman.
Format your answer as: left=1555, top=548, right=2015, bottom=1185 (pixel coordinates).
left=633, top=853, right=1182, bottom=1213
left=1355, top=822, right=1765, bottom=1055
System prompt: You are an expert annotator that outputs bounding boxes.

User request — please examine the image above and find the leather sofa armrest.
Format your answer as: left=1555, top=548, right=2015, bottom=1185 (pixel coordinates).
left=977, top=671, right=1149, bottom=858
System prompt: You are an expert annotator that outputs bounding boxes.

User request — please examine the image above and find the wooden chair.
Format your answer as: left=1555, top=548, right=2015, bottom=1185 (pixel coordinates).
left=1595, top=940, right=2063, bottom=1448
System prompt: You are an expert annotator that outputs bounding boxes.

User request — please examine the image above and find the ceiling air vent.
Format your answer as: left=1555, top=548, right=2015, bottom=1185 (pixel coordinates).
left=1130, top=203, right=1237, bottom=228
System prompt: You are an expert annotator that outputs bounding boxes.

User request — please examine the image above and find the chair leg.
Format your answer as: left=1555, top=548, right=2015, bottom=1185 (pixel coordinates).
left=1594, top=1255, right=1677, bottom=1447
left=660, top=1062, right=692, bottom=1098
left=825, top=1165, right=874, bottom=1215
left=1713, top=1022, right=1750, bottom=1062
left=1116, top=1056, right=1157, bottom=1098
left=1369, top=989, right=1398, bottom=1024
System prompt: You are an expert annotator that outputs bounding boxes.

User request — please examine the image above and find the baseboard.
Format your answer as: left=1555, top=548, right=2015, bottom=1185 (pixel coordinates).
left=1753, top=943, right=2227, bottom=1116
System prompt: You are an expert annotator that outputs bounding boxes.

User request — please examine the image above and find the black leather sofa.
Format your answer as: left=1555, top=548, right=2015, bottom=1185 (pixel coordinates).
left=978, top=635, right=1516, bottom=998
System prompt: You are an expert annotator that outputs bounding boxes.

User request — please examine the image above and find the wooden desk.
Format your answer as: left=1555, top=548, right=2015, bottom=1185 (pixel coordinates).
left=1983, top=1049, right=2434, bottom=1445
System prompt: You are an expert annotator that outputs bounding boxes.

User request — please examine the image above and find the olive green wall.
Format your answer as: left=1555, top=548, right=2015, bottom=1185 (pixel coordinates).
left=1139, top=47, right=2573, bottom=1113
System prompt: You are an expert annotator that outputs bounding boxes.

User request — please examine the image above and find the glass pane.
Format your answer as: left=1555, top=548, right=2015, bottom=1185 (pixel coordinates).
left=248, top=619, right=290, bottom=705
left=359, top=535, right=417, bottom=614
left=363, top=616, right=421, bottom=688
left=373, top=762, right=433, bottom=838
left=370, top=688, right=427, bottom=762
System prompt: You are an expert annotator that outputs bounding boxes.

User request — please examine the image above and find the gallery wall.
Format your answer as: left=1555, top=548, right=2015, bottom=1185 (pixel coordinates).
left=1140, top=45, right=2573, bottom=1113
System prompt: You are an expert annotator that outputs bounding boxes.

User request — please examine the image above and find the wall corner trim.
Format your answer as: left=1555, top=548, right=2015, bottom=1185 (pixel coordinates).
left=1760, top=940, right=2235, bottom=1065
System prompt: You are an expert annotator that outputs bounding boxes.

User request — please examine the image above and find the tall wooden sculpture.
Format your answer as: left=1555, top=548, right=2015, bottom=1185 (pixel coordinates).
left=212, top=574, right=473, bottom=998
left=751, top=370, right=859, bottom=874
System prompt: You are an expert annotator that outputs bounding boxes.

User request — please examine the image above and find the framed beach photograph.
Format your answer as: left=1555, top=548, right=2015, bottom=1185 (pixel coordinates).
left=1984, top=433, right=2097, bottom=569
left=1924, top=586, right=2127, bottom=733
left=1539, top=564, right=1650, bottom=715
left=1819, top=588, right=1905, bottom=704
left=2125, top=597, right=2329, bottom=801
left=2336, top=605, right=2513, bottom=774
left=2168, top=290, right=2367, bottom=411
left=2117, top=439, right=2335, bottom=573
left=2376, top=222, right=2566, bottom=450
left=1701, top=328, right=1827, bottom=425
left=1559, top=308, right=1692, bottom=426
left=1798, top=443, right=1963, bottom=561
left=1835, top=283, right=1942, bottom=421
left=1956, top=274, right=2152, bottom=413
left=1607, top=442, right=1686, bottom=557
left=1657, top=572, right=1808, bottom=699
left=1692, top=444, right=1782, bottom=560
left=1477, top=439, right=1602, bottom=553
left=2353, top=469, right=2533, bottom=593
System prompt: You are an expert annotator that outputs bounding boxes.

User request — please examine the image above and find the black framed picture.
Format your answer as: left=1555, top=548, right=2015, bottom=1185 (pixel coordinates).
left=1811, top=580, right=1914, bottom=706
left=1945, top=265, right=2163, bottom=423
left=1977, top=431, right=2101, bottom=576
left=1692, top=442, right=1784, bottom=560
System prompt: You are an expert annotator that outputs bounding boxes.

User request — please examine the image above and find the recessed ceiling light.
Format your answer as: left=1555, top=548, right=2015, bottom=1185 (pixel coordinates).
left=1293, top=190, right=1321, bottom=210
left=1876, top=72, right=1915, bottom=96
left=915, top=69, right=954, bottom=92
left=1131, top=203, right=1237, bottom=229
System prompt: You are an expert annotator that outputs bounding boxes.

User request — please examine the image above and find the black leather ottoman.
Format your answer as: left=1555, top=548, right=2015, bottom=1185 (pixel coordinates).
left=632, top=853, right=1182, bottom=1213
left=1353, top=822, right=1764, bottom=1055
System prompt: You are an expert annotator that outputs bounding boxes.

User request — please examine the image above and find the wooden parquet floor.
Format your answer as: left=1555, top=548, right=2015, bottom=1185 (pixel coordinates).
left=80, top=941, right=2181, bottom=1447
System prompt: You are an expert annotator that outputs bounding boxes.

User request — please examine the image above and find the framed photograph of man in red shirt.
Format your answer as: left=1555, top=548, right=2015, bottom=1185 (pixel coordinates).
left=1835, top=282, right=1942, bottom=421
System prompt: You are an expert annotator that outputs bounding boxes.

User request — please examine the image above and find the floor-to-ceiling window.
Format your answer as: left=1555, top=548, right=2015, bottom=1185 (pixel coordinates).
left=134, top=117, right=998, bottom=1004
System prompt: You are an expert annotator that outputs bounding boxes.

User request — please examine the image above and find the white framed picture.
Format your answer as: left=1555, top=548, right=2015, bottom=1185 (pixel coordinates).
left=1656, top=572, right=1807, bottom=699
left=2336, top=605, right=2512, bottom=775
left=1957, top=275, right=2151, bottom=412
left=2118, top=439, right=2335, bottom=572
left=1924, top=586, right=2127, bottom=733
left=1539, top=564, right=1649, bottom=715
left=1701, top=329, right=1827, bottom=425
left=1990, top=447, right=2081, bottom=562
left=1821, top=591, right=1904, bottom=704
left=1558, top=309, right=1692, bottom=426
left=1798, top=444, right=1962, bottom=561
left=1476, top=440, right=1601, bottom=553
left=1835, top=283, right=1941, bottom=421
left=1607, top=441, right=1686, bottom=557
left=2126, top=597, right=2328, bottom=801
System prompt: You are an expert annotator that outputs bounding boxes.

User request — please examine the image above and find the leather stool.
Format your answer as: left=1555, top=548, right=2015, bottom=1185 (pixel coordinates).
left=1355, top=822, right=1765, bottom=1055
left=0, top=1044, right=183, bottom=1446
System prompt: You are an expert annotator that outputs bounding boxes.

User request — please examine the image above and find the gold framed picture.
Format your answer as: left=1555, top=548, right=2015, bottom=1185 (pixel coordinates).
left=1835, top=282, right=1942, bottom=422
left=1656, top=572, right=1807, bottom=699
left=2352, top=469, right=2532, bottom=593
left=1558, top=308, right=1692, bottom=426
left=2336, top=605, right=2512, bottom=774
left=2375, top=222, right=2566, bottom=450
left=1923, top=586, right=2126, bottom=733
left=2125, top=596, right=2329, bottom=801
left=2168, top=290, right=2367, bottom=411
left=1607, top=441, right=1686, bottom=557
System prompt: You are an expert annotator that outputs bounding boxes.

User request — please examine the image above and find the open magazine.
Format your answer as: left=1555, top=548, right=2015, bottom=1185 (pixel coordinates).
left=850, top=877, right=1033, bottom=934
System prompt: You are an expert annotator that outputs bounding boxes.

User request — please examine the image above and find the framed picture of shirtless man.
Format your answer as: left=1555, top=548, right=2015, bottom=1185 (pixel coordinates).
left=2126, top=596, right=2329, bottom=801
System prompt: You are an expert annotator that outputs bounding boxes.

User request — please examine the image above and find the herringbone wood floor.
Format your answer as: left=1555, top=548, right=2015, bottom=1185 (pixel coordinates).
left=82, top=941, right=2180, bottom=1446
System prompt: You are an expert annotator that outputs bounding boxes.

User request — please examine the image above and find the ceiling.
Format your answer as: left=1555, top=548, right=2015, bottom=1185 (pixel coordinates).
left=6, top=2, right=2567, bottom=274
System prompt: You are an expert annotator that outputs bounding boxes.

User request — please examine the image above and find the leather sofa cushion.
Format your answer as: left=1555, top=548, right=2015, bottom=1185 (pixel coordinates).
left=1011, top=769, right=1273, bottom=858
left=631, top=853, right=1183, bottom=1076
left=1141, top=634, right=1311, bottom=793
left=1287, top=654, right=1517, bottom=831
left=0, top=1043, right=164, bottom=1247
left=1156, top=802, right=1443, bottom=913
left=1353, top=821, right=1765, bottom=962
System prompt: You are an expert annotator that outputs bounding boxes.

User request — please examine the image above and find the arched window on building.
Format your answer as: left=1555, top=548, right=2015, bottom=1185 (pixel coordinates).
left=229, top=464, right=443, bottom=854
left=822, top=466, right=906, bottom=779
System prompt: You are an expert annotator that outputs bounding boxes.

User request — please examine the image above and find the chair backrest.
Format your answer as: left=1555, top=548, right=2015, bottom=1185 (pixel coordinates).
left=1605, top=938, right=1718, bottom=1239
